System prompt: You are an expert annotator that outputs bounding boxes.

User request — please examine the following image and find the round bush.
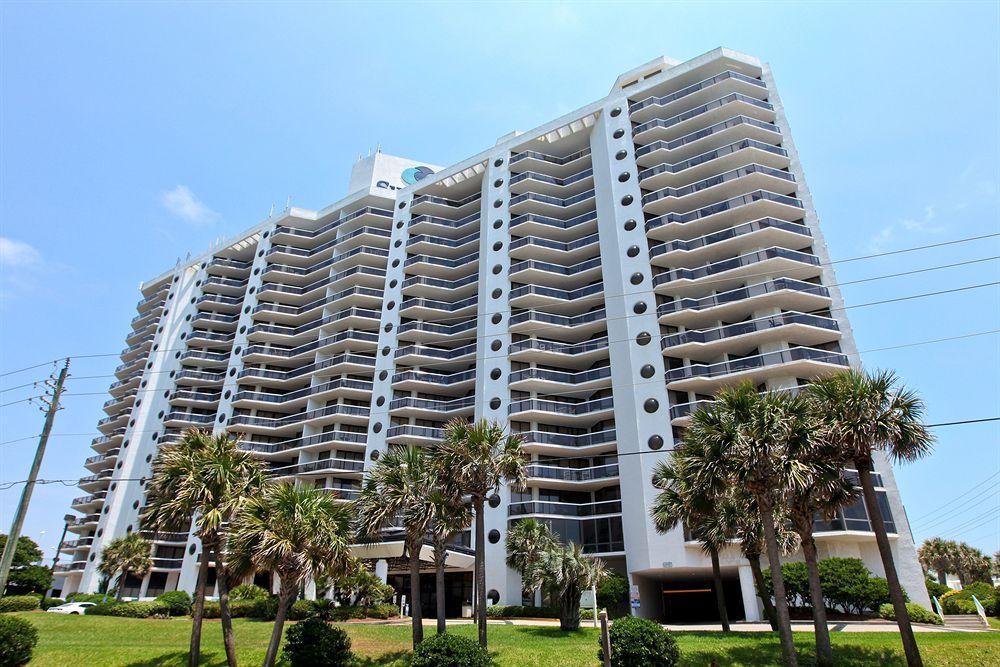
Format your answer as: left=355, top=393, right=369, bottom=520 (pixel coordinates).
left=231, top=583, right=270, bottom=600
left=879, top=602, right=943, bottom=625
left=0, top=596, right=40, bottom=613
left=410, top=634, right=495, bottom=667
left=600, top=616, right=680, bottom=667
left=282, top=618, right=352, bottom=667
left=0, top=615, right=38, bottom=666
left=289, top=599, right=317, bottom=620
left=155, top=591, right=191, bottom=616
left=40, top=597, right=64, bottom=611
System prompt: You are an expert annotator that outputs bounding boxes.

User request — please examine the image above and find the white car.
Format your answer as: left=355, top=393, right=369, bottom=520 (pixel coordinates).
left=46, top=602, right=97, bottom=615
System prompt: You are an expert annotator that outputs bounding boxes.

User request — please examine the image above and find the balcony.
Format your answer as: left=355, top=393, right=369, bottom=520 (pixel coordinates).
left=509, top=366, right=612, bottom=394
left=401, top=273, right=479, bottom=300
left=270, top=457, right=365, bottom=478
left=240, top=430, right=367, bottom=457
left=658, top=277, right=832, bottom=327
left=120, top=335, right=154, bottom=360
left=229, top=403, right=370, bottom=433
left=394, top=342, right=477, bottom=369
left=237, top=353, right=375, bottom=385
left=509, top=396, right=614, bottom=425
left=273, top=207, right=392, bottom=245
left=645, top=190, right=804, bottom=242
left=392, top=369, right=476, bottom=395
left=508, top=189, right=596, bottom=218
left=187, top=329, right=235, bottom=348
left=84, top=448, right=120, bottom=472
left=642, top=164, right=796, bottom=216
left=509, top=282, right=604, bottom=314
left=386, top=425, right=444, bottom=446
left=509, top=167, right=594, bottom=197
left=633, top=91, right=774, bottom=142
left=196, top=293, right=243, bottom=313
left=207, top=257, right=252, bottom=276
left=91, top=430, right=125, bottom=452
left=232, top=378, right=373, bottom=409
left=408, top=212, right=481, bottom=238
left=634, top=116, right=782, bottom=167
left=509, top=337, right=609, bottom=369
left=396, top=320, right=476, bottom=344
left=179, top=349, right=231, bottom=367
left=652, top=246, right=820, bottom=297
left=629, top=70, right=768, bottom=123
left=399, top=296, right=478, bottom=320
left=509, top=233, right=600, bottom=264
left=525, top=462, right=620, bottom=489
left=175, top=369, right=225, bottom=386
left=519, top=429, right=617, bottom=455
left=192, top=311, right=240, bottom=329
left=509, top=210, right=598, bottom=241
left=170, top=389, right=222, bottom=408
left=509, top=256, right=603, bottom=289
left=70, top=493, right=106, bottom=510
left=510, top=147, right=592, bottom=176
left=509, top=499, right=622, bottom=518
left=404, top=252, right=479, bottom=279
left=661, top=312, right=841, bottom=360
left=665, top=346, right=850, bottom=392
left=650, top=217, right=811, bottom=268
left=509, top=309, right=607, bottom=341
left=202, top=275, right=248, bottom=296
left=639, top=138, right=791, bottom=191
left=135, top=287, right=169, bottom=312
left=164, top=412, right=216, bottom=428
left=243, top=330, right=379, bottom=363
left=406, top=232, right=480, bottom=258
left=389, top=395, right=475, bottom=419
left=411, top=191, right=481, bottom=216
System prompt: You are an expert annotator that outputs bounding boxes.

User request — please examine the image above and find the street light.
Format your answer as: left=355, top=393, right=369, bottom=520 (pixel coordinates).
left=46, top=514, right=76, bottom=597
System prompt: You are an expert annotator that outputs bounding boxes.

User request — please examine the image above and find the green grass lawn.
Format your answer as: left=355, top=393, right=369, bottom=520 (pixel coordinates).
left=13, top=612, right=1000, bottom=666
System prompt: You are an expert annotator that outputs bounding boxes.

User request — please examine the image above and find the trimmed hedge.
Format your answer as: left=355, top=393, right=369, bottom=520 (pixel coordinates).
left=199, top=598, right=395, bottom=621
left=65, top=593, right=109, bottom=603
left=879, top=602, right=943, bottom=625
left=410, top=634, right=495, bottom=667
left=283, top=618, right=352, bottom=667
left=600, top=616, right=680, bottom=667
left=155, top=591, right=191, bottom=616
left=40, top=597, right=64, bottom=611
left=0, top=595, right=40, bottom=613
left=87, top=601, right=171, bottom=618
left=486, top=605, right=559, bottom=619
left=0, top=615, right=38, bottom=666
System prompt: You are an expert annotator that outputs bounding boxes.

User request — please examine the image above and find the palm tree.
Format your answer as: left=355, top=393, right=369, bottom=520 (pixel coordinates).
left=956, top=542, right=992, bottom=585
left=428, top=486, right=472, bottom=635
left=436, top=418, right=526, bottom=648
left=141, top=428, right=266, bottom=667
left=228, top=482, right=353, bottom=667
left=506, top=518, right=559, bottom=605
left=97, top=532, right=152, bottom=601
left=807, top=369, right=933, bottom=667
left=785, top=441, right=858, bottom=667
left=650, top=452, right=731, bottom=632
left=918, top=538, right=956, bottom=586
left=355, top=446, right=437, bottom=647
left=522, top=539, right=607, bottom=631
left=685, top=382, right=817, bottom=667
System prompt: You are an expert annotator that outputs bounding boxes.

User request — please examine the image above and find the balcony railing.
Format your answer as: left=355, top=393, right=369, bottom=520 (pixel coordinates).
left=509, top=500, right=622, bottom=518
left=645, top=190, right=804, bottom=234
left=629, top=70, right=766, bottom=114
left=635, top=116, right=781, bottom=159
left=642, top=164, right=794, bottom=206
left=661, top=312, right=840, bottom=349
left=525, top=463, right=619, bottom=482
left=653, top=246, right=818, bottom=287
left=665, top=346, right=849, bottom=383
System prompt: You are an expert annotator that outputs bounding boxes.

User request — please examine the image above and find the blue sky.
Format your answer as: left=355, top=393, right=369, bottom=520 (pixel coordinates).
left=1, top=2, right=997, bottom=564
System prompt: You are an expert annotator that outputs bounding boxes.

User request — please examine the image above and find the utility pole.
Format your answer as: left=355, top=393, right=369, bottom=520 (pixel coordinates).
left=0, top=359, right=69, bottom=595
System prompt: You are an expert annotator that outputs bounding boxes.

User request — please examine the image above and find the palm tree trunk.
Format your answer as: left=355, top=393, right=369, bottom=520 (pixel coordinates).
left=189, top=545, right=212, bottom=667
left=215, top=548, right=239, bottom=667
left=560, top=584, right=581, bottom=631
left=758, top=496, right=798, bottom=667
left=799, top=525, right=833, bottom=667
left=434, top=540, right=447, bottom=635
left=748, top=555, right=778, bottom=630
left=936, top=570, right=947, bottom=586
left=262, top=578, right=295, bottom=667
left=115, top=570, right=125, bottom=601
left=408, top=540, right=424, bottom=647
left=708, top=545, right=731, bottom=632
left=474, top=496, right=487, bottom=648
left=856, top=459, right=922, bottom=667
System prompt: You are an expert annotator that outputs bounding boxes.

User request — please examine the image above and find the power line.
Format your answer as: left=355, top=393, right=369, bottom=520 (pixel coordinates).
left=911, top=483, right=1000, bottom=531
left=2, top=232, right=997, bottom=377
left=910, top=471, right=1000, bottom=523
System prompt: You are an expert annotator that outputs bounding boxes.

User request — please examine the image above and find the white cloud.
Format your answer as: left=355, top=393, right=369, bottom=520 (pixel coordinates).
left=867, top=205, right=944, bottom=252
left=160, top=185, right=219, bottom=224
left=0, top=237, right=41, bottom=267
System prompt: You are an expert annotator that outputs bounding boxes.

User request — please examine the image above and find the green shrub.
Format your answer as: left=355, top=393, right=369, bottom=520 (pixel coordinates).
left=600, top=616, right=679, bottom=667
left=924, top=579, right=951, bottom=599
left=201, top=601, right=221, bottom=619
left=231, top=583, right=270, bottom=600
left=942, top=598, right=978, bottom=615
left=410, top=634, right=495, bottom=667
left=228, top=597, right=276, bottom=619
left=364, top=603, right=397, bottom=619
left=289, top=599, right=316, bottom=620
left=0, top=615, right=38, bottom=666
left=0, top=595, right=40, bottom=613
left=65, top=593, right=108, bottom=604
left=939, top=582, right=997, bottom=615
left=879, top=602, right=942, bottom=625
left=5, top=565, right=53, bottom=596
left=283, top=618, right=352, bottom=667
left=155, top=591, right=191, bottom=616
left=87, top=601, right=170, bottom=618
left=39, top=597, right=64, bottom=611
left=286, top=600, right=396, bottom=621
left=597, top=573, right=630, bottom=618
left=486, top=605, right=559, bottom=619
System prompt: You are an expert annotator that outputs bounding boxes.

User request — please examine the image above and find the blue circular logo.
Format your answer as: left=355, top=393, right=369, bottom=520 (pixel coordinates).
left=401, top=166, right=435, bottom=184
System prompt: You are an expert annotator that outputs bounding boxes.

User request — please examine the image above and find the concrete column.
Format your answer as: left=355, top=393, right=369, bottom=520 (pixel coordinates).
left=738, top=564, right=761, bottom=622
left=375, top=559, right=389, bottom=584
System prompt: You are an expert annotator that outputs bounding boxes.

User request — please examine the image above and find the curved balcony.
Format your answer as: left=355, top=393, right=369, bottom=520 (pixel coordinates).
left=509, top=167, right=594, bottom=197
left=639, top=139, right=790, bottom=191
left=392, top=369, right=476, bottom=395
left=509, top=366, right=612, bottom=394
left=109, top=372, right=142, bottom=395
left=267, top=228, right=388, bottom=268
left=164, top=411, right=215, bottom=428
left=509, top=396, right=614, bottom=425
left=411, top=191, right=481, bottom=216
left=78, top=469, right=113, bottom=492
left=650, top=217, right=811, bottom=268
left=196, top=293, right=242, bottom=313
left=175, top=369, right=225, bottom=386
left=519, top=429, right=617, bottom=455
left=192, top=311, right=240, bottom=330
left=401, top=273, right=479, bottom=300
left=509, top=282, right=604, bottom=314
left=509, top=308, right=607, bottom=341
left=509, top=257, right=603, bottom=289
left=202, top=275, right=248, bottom=296
left=91, top=430, right=124, bottom=452
left=70, top=493, right=106, bottom=511
left=270, top=457, right=365, bottom=479
left=509, top=233, right=599, bottom=264
left=179, top=349, right=231, bottom=367
left=510, top=146, right=591, bottom=177
left=232, top=378, right=373, bottom=410
left=386, top=424, right=444, bottom=446
left=509, top=189, right=595, bottom=218
left=665, top=346, right=850, bottom=393
left=259, top=264, right=386, bottom=304
left=254, top=303, right=380, bottom=331
left=629, top=70, right=767, bottom=123
left=662, top=312, right=841, bottom=360
left=136, top=287, right=169, bottom=312
left=207, top=257, right=252, bottom=277
left=524, top=462, right=620, bottom=490
left=408, top=212, right=480, bottom=239
left=273, top=207, right=392, bottom=246
left=394, top=342, right=477, bottom=369
left=103, top=390, right=137, bottom=414
left=97, top=411, right=129, bottom=433
left=230, top=403, right=369, bottom=435
left=632, top=92, right=774, bottom=144
left=404, top=252, right=479, bottom=279
left=635, top=116, right=782, bottom=167
left=397, top=320, right=476, bottom=344
left=646, top=190, right=804, bottom=242
left=406, top=232, right=480, bottom=258
left=389, top=395, right=475, bottom=419
left=509, top=337, right=610, bottom=369
left=653, top=247, right=820, bottom=297
left=509, top=499, right=622, bottom=519
left=84, top=449, right=120, bottom=472
left=658, top=277, right=832, bottom=327
left=187, top=329, right=235, bottom=349
left=243, top=330, right=379, bottom=363
left=509, top=210, right=598, bottom=241
left=237, top=353, right=376, bottom=386
left=642, top=164, right=796, bottom=217
left=240, top=430, right=367, bottom=457
left=120, top=336, right=154, bottom=361
left=170, top=389, right=221, bottom=408
left=399, top=296, right=478, bottom=320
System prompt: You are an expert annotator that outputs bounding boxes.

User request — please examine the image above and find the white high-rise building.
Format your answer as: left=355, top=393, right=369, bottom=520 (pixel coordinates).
left=57, top=47, right=930, bottom=621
